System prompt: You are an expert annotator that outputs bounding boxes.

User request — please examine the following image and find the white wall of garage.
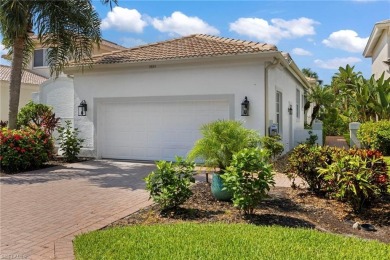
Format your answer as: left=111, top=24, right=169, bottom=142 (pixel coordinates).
left=71, top=55, right=306, bottom=159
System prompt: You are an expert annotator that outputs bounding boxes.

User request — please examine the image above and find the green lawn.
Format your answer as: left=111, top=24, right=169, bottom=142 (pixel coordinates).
left=74, top=223, right=389, bottom=260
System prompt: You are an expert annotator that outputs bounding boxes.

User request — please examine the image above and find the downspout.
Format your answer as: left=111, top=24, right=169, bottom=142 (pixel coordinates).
left=264, top=58, right=280, bottom=136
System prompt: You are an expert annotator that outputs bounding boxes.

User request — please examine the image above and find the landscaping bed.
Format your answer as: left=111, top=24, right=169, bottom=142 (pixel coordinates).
left=109, top=181, right=390, bottom=244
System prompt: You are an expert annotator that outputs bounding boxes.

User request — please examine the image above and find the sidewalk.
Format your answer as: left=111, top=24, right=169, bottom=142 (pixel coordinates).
left=324, top=136, right=349, bottom=149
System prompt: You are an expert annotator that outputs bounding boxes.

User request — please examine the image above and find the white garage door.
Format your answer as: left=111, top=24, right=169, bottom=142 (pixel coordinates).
left=99, top=99, right=230, bottom=161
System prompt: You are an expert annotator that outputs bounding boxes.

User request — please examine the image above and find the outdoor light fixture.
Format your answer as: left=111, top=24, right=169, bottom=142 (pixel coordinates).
left=241, top=96, right=250, bottom=116
left=288, top=104, right=293, bottom=115
left=78, top=100, right=87, bottom=116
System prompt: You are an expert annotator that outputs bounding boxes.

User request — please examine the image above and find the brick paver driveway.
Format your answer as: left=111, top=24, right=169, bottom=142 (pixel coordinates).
left=0, top=160, right=154, bottom=260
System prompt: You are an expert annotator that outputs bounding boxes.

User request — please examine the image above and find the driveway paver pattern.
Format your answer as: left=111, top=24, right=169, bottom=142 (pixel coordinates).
left=0, top=160, right=154, bottom=260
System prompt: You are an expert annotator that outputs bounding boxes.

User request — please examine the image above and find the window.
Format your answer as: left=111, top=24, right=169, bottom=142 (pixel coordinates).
left=33, top=49, right=49, bottom=67
left=296, top=89, right=300, bottom=119
left=276, top=91, right=282, bottom=132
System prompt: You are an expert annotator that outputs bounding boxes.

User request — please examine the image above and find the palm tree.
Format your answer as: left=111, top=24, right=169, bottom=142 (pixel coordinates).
left=0, top=0, right=117, bottom=129
left=307, top=84, right=334, bottom=126
left=301, top=67, right=318, bottom=80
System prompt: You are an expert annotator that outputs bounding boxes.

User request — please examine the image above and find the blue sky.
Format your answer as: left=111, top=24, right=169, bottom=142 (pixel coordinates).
left=1, top=0, right=389, bottom=84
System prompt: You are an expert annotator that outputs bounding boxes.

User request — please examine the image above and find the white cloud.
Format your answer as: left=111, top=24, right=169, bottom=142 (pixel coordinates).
left=292, top=48, right=312, bottom=56
left=314, top=57, right=362, bottom=69
left=322, top=30, right=368, bottom=53
left=101, top=7, right=147, bottom=33
left=120, top=37, right=147, bottom=48
left=229, top=17, right=319, bottom=44
left=151, top=11, right=220, bottom=36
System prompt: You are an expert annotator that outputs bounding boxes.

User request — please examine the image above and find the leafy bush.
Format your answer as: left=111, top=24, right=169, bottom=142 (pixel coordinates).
left=0, top=120, right=8, bottom=128
left=259, top=135, right=284, bottom=160
left=288, top=144, right=332, bottom=192
left=305, top=131, right=318, bottom=146
left=144, top=157, right=196, bottom=210
left=318, top=155, right=381, bottom=212
left=358, top=120, right=390, bottom=156
left=17, top=101, right=60, bottom=135
left=0, top=128, right=52, bottom=173
left=188, top=120, right=261, bottom=172
left=221, top=148, right=275, bottom=214
left=57, top=120, right=84, bottom=162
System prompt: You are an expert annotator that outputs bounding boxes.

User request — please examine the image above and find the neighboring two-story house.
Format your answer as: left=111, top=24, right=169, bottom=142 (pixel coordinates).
left=363, top=20, right=390, bottom=79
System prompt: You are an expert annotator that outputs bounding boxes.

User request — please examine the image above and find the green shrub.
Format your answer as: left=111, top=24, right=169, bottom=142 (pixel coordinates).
left=0, top=128, right=52, bottom=173
left=318, top=155, right=381, bottom=212
left=305, top=130, right=318, bottom=146
left=259, top=135, right=284, bottom=160
left=358, top=120, right=390, bottom=156
left=188, top=120, right=261, bottom=172
left=288, top=144, right=332, bottom=192
left=145, top=157, right=196, bottom=210
left=221, top=148, right=275, bottom=214
left=57, top=120, right=84, bottom=162
left=17, top=101, right=60, bottom=135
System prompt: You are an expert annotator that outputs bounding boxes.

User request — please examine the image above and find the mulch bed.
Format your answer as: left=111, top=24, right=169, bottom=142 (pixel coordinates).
left=109, top=181, right=390, bottom=244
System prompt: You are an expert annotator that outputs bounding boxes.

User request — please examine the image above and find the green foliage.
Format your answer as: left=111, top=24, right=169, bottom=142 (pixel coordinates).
left=144, top=157, right=196, bottom=210
left=307, top=85, right=334, bottom=126
left=318, top=155, right=381, bottom=212
left=259, top=135, right=284, bottom=160
left=74, top=223, right=390, bottom=260
left=358, top=120, right=390, bottom=156
left=222, top=148, right=274, bottom=214
left=320, top=108, right=348, bottom=136
left=0, top=128, right=52, bottom=173
left=17, top=101, right=60, bottom=135
left=57, top=120, right=84, bottom=162
left=187, top=120, right=261, bottom=171
left=288, top=144, right=332, bottom=192
left=305, top=131, right=318, bottom=146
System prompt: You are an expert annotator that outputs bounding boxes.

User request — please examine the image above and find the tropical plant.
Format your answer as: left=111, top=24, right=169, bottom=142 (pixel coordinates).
left=144, top=157, right=196, bottom=210
left=187, top=120, right=261, bottom=173
left=57, top=120, right=84, bottom=162
left=307, top=84, right=334, bottom=126
left=358, top=120, right=390, bottom=156
left=222, top=148, right=274, bottom=214
left=17, top=101, right=60, bottom=135
left=288, top=144, right=332, bottom=193
left=301, top=67, right=318, bottom=80
left=0, top=0, right=117, bottom=129
left=0, top=128, right=51, bottom=173
left=318, top=155, right=381, bottom=212
left=259, top=135, right=284, bottom=160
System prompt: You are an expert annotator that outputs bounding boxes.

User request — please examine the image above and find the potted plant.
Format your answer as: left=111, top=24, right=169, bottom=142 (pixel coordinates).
left=188, top=120, right=261, bottom=200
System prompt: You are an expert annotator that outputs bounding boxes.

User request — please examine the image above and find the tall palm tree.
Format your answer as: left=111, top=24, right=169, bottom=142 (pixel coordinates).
left=301, top=67, right=318, bottom=80
left=0, top=0, right=117, bottom=129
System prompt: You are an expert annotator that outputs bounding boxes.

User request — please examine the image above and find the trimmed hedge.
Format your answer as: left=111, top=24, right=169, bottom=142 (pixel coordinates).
left=358, top=120, right=390, bottom=156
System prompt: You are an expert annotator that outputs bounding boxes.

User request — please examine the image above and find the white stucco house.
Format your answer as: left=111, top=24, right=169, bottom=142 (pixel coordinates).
left=51, top=34, right=312, bottom=161
left=363, top=20, right=390, bottom=79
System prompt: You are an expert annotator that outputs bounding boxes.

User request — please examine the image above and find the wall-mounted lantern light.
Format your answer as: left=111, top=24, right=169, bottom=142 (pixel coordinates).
left=241, top=96, right=250, bottom=116
left=288, top=104, right=293, bottom=115
left=78, top=100, right=87, bottom=116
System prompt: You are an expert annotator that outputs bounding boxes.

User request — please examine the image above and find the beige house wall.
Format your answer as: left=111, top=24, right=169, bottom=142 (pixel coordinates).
left=0, top=80, right=39, bottom=121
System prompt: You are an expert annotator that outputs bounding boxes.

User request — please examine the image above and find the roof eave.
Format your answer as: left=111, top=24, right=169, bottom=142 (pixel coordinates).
left=363, top=20, right=390, bottom=57
left=64, top=51, right=280, bottom=74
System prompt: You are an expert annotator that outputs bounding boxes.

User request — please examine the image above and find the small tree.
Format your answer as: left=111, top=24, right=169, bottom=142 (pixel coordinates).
left=144, top=157, right=196, bottom=210
left=259, top=135, right=284, bottom=160
left=57, top=120, right=84, bottom=162
left=222, top=148, right=275, bottom=215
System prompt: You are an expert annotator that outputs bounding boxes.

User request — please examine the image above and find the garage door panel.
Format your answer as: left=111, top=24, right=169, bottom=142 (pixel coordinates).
left=100, top=99, right=230, bottom=160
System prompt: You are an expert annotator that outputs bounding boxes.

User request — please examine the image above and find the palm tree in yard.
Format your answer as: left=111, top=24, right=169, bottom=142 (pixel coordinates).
left=307, top=84, right=334, bottom=126
left=0, top=0, right=117, bottom=129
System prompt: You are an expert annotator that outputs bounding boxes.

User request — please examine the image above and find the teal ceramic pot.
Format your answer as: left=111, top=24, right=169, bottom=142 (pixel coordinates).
left=211, top=173, right=233, bottom=201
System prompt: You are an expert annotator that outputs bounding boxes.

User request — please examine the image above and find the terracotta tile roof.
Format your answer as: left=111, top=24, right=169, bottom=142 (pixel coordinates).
left=83, top=34, right=278, bottom=65
left=0, top=65, right=48, bottom=85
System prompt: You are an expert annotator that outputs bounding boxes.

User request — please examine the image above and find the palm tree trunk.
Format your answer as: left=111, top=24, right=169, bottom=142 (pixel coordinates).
left=8, top=36, right=25, bottom=129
